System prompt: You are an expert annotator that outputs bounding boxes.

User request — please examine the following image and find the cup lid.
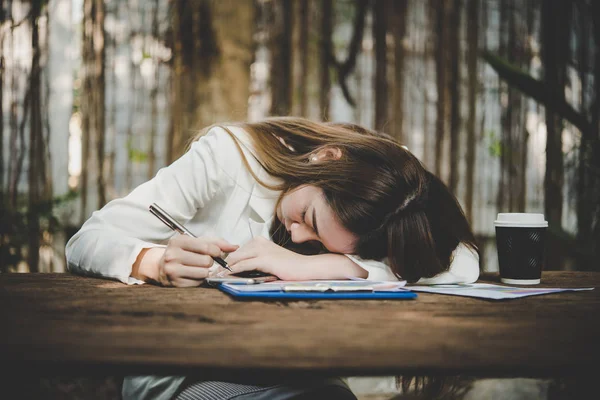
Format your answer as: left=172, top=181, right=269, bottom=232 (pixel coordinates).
left=494, top=213, right=548, bottom=228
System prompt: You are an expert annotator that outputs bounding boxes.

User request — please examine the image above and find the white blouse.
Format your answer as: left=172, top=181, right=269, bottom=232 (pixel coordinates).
left=66, top=126, right=479, bottom=285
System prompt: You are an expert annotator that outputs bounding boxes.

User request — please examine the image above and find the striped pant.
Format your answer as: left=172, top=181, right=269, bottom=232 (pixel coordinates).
left=176, top=378, right=357, bottom=400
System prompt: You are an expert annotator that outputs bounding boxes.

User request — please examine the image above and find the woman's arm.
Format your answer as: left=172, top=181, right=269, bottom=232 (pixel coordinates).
left=299, top=253, right=369, bottom=280
left=65, top=127, right=240, bottom=284
left=221, top=237, right=368, bottom=280
left=131, top=236, right=239, bottom=286
left=334, top=243, right=480, bottom=284
left=219, top=237, right=478, bottom=283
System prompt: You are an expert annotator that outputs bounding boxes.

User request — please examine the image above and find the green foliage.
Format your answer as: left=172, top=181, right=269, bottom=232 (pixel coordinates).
left=127, top=138, right=149, bottom=162
left=0, top=201, right=27, bottom=270
left=486, top=130, right=502, bottom=157
left=128, top=148, right=149, bottom=162
left=0, top=190, right=79, bottom=272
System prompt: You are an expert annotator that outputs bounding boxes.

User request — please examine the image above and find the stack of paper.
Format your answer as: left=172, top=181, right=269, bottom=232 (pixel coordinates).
left=406, top=283, right=594, bottom=300
left=216, top=279, right=594, bottom=301
left=223, top=279, right=408, bottom=293
left=218, top=279, right=417, bottom=300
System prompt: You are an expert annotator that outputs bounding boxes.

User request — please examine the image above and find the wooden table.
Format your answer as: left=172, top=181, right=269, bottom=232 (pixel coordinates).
left=1, top=272, right=599, bottom=380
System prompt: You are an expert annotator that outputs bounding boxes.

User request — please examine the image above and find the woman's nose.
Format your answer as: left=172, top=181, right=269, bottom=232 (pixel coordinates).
left=290, top=222, right=315, bottom=243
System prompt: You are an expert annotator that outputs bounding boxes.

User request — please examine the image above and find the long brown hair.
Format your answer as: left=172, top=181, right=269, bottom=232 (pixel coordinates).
left=193, top=117, right=478, bottom=282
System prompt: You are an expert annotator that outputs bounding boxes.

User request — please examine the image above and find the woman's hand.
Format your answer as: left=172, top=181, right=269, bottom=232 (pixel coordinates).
left=218, top=237, right=312, bottom=281
left=154, top=235, right=238, bottom=287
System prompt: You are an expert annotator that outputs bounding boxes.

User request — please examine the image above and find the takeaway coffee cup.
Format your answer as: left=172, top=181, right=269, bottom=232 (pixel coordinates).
left=494, top=213, right=548, bottom=285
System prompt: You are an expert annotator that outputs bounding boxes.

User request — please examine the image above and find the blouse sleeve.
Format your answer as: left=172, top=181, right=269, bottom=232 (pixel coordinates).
left=343, top=255, right=399, bottom=281
left=65, top=127, right=239, bottom=284
left=416, top=243, right=480, bottom=284
left=344, top=242, right=480, bottom=284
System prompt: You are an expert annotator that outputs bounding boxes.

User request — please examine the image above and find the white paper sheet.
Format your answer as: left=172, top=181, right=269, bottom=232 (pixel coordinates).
left=221, top=279, right=408, bottom=293
left=406, top=283, right=595, bottom=300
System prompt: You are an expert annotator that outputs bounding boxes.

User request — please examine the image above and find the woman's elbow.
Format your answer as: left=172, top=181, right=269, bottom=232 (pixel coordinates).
left=462, top=264, right=479, bottom=283
left=64, top=229, right=87, bottom=273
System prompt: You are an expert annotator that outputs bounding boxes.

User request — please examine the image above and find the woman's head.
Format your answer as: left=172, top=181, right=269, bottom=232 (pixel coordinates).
left=200, top=117, right=478, bottom=282
left=276, top=183, right=357, bottom=254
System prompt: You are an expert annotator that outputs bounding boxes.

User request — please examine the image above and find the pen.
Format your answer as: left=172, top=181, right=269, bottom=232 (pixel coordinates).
left=149, top=203, right=232, bottom=272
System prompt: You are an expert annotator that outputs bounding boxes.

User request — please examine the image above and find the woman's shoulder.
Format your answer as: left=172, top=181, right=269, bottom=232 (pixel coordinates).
left=191, top=124, right=278, bottom=187
left=199, top=125, right=256, bottom=154
left=188, top=124, right=259, bottom=168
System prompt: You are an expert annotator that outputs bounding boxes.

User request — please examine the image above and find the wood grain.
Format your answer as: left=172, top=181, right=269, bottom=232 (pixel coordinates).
left=1, top=272, right=599, bottom=379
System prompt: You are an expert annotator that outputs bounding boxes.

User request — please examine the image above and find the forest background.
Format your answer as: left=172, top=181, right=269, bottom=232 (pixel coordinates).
left=1, top=0, right=599, bottom=275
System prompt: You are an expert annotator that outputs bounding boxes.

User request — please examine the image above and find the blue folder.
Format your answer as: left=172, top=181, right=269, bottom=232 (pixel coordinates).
left=218, top=283, right=417, bottom=300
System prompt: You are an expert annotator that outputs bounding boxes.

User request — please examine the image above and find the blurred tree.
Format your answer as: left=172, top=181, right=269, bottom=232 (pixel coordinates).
left=168, top=0, right=254, bottom=161
left=542, top=0, right=570, bottom=269
left=421, top=1, right=434, bottom=169
left=80, top=0, right=106, bottom=223
left=1, top=1, right=55, bottom=272
left=27, top=1, right=51, bottom=272
left=465, top=0, right=479, bottom=222
left=0, top=1, right=4, bottom=194
left=330, top=0, right=367, bottom=109
left=483, top=0, right=600, bottom=270
left=148, top=0, right=160, bottom=179
left=372, top=0, right=388, bottom=132
left=497, top=0, right=534, bottom=214
left=585, top=0, right=600, bottom=268
left=391, top=0, right=409, bottom=143
left=293, top=0, right=309, bottom=117
left=319, top=0, right=332, bottom=121
left=270, top=0, right=293, bottom=116
left=448, top=0, right=461, bottom=193
left=434, top=0, right=451, bottom=180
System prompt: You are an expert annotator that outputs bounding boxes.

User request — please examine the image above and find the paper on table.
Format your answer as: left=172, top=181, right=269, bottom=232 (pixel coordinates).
left=221, top=280, right=408, bottom=293
left=407, top=283, right=594, bottom=300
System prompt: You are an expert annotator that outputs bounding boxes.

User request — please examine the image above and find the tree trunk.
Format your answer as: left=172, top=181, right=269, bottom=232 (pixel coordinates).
left=495, top=0, right=530, bottom=213
left=297, top=0, right=309, bottom=117
left=434, top=0, right=450, bottom=179
left=169, top=0, right=254, bottom=162
left=104, top=1, right=118, bottom=199
left=0, top=1, right=6, bottom=198
left=448, top=0, right=461, bottom=194
left=392, top=0, right=409, bottom=143
left=270, top=0, right=293, bottom=116
left=80, top=0, right=106, bottom=222
left=507, top=0, right=530, bottom=212
left=373, top=0, right=388, bottom=132
left=422, top=1, right=435, bottom=169
left=319, top=0, right=332, bottom=121
left=10, top=24, right=28, bottom=209
left=497, top=0, right=510, bottom=212
left=27, top=2, right=45, bottom=272
left=148, top=0, right=159, bottom=179
left=541, top=0, right=570, bottom=269
left=0, top=29, right=4, bottom=195
left=584, top=0, right=600, bottom=269
left=465, top=0, right=479, bottom=222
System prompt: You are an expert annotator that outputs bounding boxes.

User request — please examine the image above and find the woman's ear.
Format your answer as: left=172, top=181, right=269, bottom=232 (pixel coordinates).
left=310, top=147, right=342, bottom=162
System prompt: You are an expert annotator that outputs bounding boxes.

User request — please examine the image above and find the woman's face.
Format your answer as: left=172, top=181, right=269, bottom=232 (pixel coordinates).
left=277, top=185, right=357, bottom=254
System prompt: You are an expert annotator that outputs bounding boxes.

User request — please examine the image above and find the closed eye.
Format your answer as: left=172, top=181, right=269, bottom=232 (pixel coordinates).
left=301, top=205, right=320, bottom=238
left=300, top=205, right=308, bottom=226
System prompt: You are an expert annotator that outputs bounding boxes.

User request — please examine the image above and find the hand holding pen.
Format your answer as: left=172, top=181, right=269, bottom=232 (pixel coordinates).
left=149, top=203, right=233, bottom=271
